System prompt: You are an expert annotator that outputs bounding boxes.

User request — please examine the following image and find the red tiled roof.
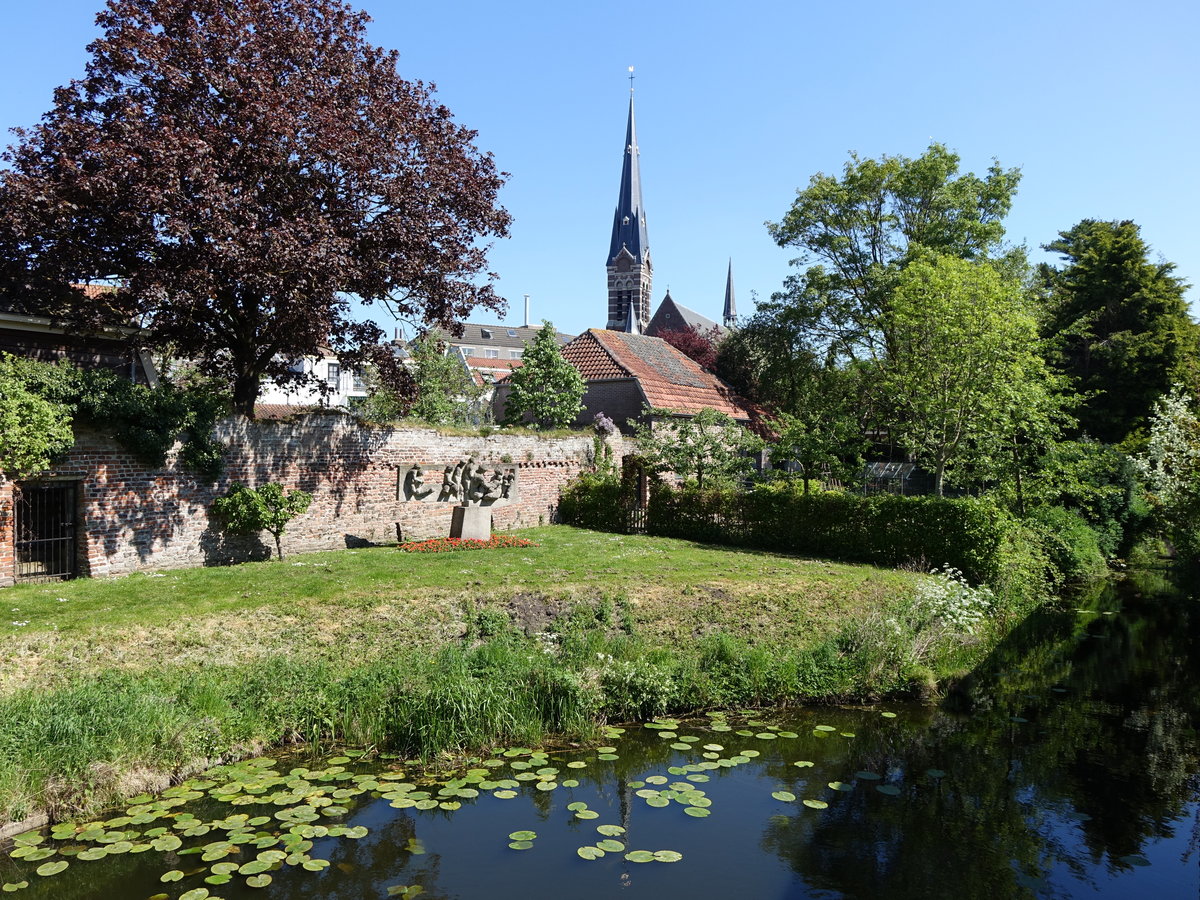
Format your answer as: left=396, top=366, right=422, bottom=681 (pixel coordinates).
left=561, top=332, right=630, bottom=380
left=463, top=356, right=523, bottom=371
left=73, top=283, right=119, bottom=299
left=564, top=329, right=758, bottom=421
left=253, top=403, right=313, bottom=420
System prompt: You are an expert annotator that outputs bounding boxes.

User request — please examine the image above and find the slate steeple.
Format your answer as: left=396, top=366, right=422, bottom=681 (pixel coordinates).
left=723, top=259, right=737, bottom=328
left=606, top=73, right=652, bottom=333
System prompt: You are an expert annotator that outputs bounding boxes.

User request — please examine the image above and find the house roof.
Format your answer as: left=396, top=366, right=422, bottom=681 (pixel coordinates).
left=562, top=329, right=757, bottom=421
left=441, top=323, right=574, bottom=351
left=645, top=291, right=725, bottom=338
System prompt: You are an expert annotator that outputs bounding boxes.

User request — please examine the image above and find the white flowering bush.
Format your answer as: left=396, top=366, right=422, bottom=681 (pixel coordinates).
left=913, top=565, right=995, bottom=635
left=1136, top=386, right=1200, bottom=560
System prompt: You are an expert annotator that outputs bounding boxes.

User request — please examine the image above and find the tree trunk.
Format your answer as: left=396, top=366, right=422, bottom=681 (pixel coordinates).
left=232, top=373, right=260, bottom=418
left=935, top=459, right=946, bottom=497
left=272, top=530, right=284, bottom=561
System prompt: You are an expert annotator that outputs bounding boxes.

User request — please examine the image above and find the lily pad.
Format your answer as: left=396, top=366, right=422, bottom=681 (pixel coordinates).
left=493, top=790, right=517, bottom=799
left=755, top=733, right=777, bottom=740
left=876, top=785, right=902, bottom=796
left=803, top=799, right=828, bottom=809
left=814, top=725, right=836, bottom=732
left=35, top=862, right=67, bottom=877
left=855, top=771, right=882, bottom=780
left=645, top=796, right=670, bottom=808
left=575, top=810, right=599, bottom=820
left=880, top=711, right=897, bottom=718
left=653, top=850, right=683, bottom=862
left=1, top=883, right=30, bottom=893
left=828, top=781, right=853, bottom=792
left=509, top=830, right=537, bottom=841
left=625, top=850, right=655, bottom=863
left=597, top=839, right=625, bottom=852
left=161, top=871, right=185, bottom=883
left=793, top=760, right=815, bottom=768
left=772, top=791, right=797, bottom=802
left=576, top=846, right=603, bottom=859
left=926, top=769, right=946, bottom=779
left=669, top=742, right=691, bottom=751
left=683, top=807, right=710, bottom=818
left=596, top=825, right=626, bottom=836
left=508, top=841, right=534, bottom=851
left=180, top=890, right=211, bottom=900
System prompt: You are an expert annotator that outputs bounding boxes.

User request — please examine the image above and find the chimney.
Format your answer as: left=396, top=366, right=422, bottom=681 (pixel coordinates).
left=523, top=294, right=530, bottom=328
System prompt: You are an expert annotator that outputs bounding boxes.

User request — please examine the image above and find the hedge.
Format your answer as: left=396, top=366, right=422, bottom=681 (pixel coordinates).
left=561, top=477, right=1051, bottom=603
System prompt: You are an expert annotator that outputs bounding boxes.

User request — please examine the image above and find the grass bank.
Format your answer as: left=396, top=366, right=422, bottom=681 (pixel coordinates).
left=0, top=526, right=1018, bottom=826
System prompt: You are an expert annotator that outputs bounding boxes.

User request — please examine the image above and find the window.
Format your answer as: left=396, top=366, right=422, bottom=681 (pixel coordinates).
left=507, top=329, right=518, bottom=337
left=326, top=363, right=340, bottom=389
left=484, top=348, right=499, bottom=359
left=460, top=347, right=475, bottom=357
left=352, top=369, right=365, bottom=390
left=480, top=328, right=493, bottom=339
left=509, top=349, right=522, bottom=359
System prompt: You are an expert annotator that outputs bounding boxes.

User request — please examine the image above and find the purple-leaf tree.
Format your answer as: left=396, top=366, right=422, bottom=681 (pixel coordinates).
left=0, top=0, right=511, bottom=416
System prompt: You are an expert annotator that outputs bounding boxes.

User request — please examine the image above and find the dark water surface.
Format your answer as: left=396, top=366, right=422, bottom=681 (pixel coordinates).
left=3, top=569, right=1199, bottom=899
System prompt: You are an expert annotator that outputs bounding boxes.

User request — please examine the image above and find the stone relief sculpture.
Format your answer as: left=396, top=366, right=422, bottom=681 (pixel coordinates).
left=403, top=456, right=517, bottom=506
left=404, top=464, right=435, bottom=501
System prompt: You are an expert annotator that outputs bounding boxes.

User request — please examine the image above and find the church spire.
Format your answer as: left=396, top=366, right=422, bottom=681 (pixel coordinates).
left=723, top=259, right=737, bottom=328
left=606, top=69, right=652, bottom=332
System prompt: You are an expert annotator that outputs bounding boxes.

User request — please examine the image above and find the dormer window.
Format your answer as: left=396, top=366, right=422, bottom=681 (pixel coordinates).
left=480, top=328, right=492, bottom=339
left=622, top=216, right=630, bottom=225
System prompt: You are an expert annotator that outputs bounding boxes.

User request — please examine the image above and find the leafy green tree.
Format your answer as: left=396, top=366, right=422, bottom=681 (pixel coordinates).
left=884, top=254, right=1055, bottom=496
left=502, top=321, right=584, bottom=429
left=211, top=482, right=313, bottom=561
left=0, top=355, right=74, bottom=476
left=1038, top=219, right=1200, bottom=446
left=632, top=406, right=764, bottom=489
left=767, top=143, right=1022, bottom=362
left=358, top=332, right=482, bottom=426
left=768, top=374, right=865, bottom=494
left=1137, top=387, right=1200, bottom=562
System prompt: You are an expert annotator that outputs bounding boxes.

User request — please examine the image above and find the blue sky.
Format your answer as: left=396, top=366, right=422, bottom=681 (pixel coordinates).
left=2, top=0, right=1197, bottom=338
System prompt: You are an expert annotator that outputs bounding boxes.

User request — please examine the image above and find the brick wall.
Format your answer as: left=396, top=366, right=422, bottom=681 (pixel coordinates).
left=0, top=415, right=623, bottom=584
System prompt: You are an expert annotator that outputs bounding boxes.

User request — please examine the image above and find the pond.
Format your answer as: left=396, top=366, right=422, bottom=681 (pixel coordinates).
left=2, top=569, right=1198, bottom=899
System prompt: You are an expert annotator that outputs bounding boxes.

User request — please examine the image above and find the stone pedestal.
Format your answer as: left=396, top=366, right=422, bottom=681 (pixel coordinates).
left=450, top=505, right=492, bottom=541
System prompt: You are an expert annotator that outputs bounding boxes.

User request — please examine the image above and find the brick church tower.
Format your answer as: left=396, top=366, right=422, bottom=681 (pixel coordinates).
left=606, top=82, right=652, bottom=333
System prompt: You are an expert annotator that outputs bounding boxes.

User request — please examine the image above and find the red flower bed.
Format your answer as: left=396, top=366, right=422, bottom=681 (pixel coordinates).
left=398, top=535, right=539, bottom=553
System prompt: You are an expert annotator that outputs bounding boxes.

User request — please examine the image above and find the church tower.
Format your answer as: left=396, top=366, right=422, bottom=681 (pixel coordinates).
left=723, top=259, right=738, bottom=328
left=606, top=76, right=652, bottom=333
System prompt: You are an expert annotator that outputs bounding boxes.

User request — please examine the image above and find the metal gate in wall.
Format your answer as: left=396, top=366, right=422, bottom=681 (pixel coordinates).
left=15, top=482, right=78, bottom=582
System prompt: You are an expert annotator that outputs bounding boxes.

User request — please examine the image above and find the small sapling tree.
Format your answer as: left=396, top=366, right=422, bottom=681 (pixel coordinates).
left=503, top=321, right=584, bottom=429
left=212, top=482, right=313, bottom=561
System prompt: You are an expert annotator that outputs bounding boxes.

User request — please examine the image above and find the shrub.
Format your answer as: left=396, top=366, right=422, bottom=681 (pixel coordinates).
left=0, top=355, right=74, bottom=475
left=1025, top=506, right=1107, bottom=582
left=211, top=482, right=313, bottom=560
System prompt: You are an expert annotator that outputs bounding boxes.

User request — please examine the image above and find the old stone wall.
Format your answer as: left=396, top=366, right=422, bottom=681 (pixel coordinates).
left=0, top=414, right=621, bottom=584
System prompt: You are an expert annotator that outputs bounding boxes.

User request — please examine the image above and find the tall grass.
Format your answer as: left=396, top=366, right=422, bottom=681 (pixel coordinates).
left=0, top=588, right=1015, bottom=826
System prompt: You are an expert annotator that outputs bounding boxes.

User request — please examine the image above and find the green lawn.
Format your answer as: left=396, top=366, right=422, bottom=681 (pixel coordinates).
left=0, top=526, right=921, bottom=825
left=0, top=526, right=912, bottom=695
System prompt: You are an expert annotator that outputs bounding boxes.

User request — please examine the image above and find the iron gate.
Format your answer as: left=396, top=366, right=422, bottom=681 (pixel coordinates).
left=15, top=482, right=78, bottom=582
